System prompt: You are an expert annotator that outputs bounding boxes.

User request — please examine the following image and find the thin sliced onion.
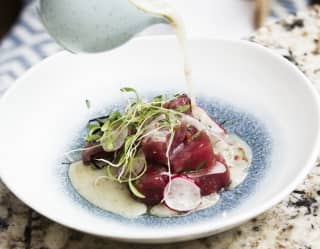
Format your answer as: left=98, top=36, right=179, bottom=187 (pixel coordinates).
left=187, top=162, right=227, bottom=178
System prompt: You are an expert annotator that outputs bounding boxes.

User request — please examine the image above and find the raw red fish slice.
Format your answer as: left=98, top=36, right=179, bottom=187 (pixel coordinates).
left=142, top=138, right=168, bottom=165
left=170, top=131, right=215, bottom=173
left=135, top=166, right=169, bottom=205
left=82, top=143, right=110, bottom=165
left=163, top=94, right=192, bottom=114
left=143, top=125, right=215, bottom=174
left=193, top=161, right=230, bottom=196
left=142, top=123, right=200, bottom=167
left=171, top=123, right=188, bottom=148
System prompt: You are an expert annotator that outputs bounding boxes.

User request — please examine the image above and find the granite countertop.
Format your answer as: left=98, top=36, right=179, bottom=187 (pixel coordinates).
left=2, top=7, right=320, bottom=249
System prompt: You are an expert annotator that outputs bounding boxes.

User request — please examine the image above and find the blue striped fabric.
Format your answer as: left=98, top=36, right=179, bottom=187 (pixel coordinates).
left=281, top=0, right=299, bottom=13
left=0, top=2, right=60, bottom=95
left=272, top=0, right=310, bottom=16
left=0, top=0, right=311, bottom=96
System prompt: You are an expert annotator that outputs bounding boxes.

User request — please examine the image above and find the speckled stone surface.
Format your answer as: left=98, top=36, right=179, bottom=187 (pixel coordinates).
left=2, top=7, right=320, bottom=249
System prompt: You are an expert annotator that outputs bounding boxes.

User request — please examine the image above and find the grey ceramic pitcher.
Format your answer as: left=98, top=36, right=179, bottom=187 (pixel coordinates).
left=38, top=0, right=170, bottom=53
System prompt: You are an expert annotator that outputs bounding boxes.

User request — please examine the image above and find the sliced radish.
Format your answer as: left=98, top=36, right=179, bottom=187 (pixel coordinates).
left=164, top=177, right=201, bottom=212
left=134, top=167, right=169, bottom=206
left=101, top=126, right=128, bottom=152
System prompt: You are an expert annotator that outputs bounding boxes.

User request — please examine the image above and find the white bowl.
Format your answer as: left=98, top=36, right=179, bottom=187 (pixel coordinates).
left=0, top=37, right=320, bottom=243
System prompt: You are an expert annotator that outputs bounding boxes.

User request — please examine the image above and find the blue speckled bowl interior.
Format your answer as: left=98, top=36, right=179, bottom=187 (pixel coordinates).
left=2, top=38, right=319, bottom=242
left=58, top=96, right=272, bottom=227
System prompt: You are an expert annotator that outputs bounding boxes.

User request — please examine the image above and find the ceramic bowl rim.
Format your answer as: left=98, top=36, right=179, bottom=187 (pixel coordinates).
left=1, top=36, right=320, bottom=243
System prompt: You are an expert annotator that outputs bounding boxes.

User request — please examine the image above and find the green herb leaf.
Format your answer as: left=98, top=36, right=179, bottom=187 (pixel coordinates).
left=175, top=104, right=191, bottom=113
left=100, top=111, right=122, bottom=132
left=109, top=111, right=122, bottom=122
left=120, top=87, right=137, bottom=93
left=120, top=87, right=140, bottom=101
left=88, top=123, right=99, bottom=129
left=101, top=136, right=114, bottom=151
left=152, top=95, right=166, bottom=103
left=85, top=99, right=91, bottom=109
left=82, top=88, right=184, bottom=184
left=88, top=124, right=101, bottom=135
left=85, top=134, right=101, bottom=142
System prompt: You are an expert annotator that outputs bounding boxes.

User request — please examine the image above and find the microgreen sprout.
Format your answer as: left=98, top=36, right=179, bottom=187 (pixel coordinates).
left=70, top=88, right=189, bottom=198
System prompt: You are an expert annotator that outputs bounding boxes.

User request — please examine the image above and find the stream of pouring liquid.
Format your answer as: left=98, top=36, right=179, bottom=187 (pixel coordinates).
left=172, top=15, right=196, bottom=106
left=129, top=0, right=196, bottom=106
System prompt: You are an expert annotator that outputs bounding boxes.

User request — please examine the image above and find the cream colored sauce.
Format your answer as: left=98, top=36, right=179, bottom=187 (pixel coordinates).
left=69, top=161, right=147, bottom=218
left=150, top=193, right=220, bottom=217
left=150, top=203, right=179, bottom=217
left=214, top=134, right=252, bottom=188
left=69, top=162, right=221, bottom=218
left=129, top=0, right=195, bottom=105
left=69, top=133, right=250, bottom=218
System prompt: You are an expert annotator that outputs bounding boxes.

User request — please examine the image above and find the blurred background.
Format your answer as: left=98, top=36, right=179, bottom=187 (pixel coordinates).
left=0, top=0, right=320, bottom=93
left=0, top=0, right=22, bottom=39
left=1, top=0, right=320, bottom=40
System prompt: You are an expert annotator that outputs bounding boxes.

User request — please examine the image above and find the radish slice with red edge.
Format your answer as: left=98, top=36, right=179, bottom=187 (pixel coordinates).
left=164, top=177, right=201, bottom=212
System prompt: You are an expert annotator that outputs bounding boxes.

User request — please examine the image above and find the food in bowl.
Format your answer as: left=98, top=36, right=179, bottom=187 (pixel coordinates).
left=67, top=88, right=252, bottom=218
